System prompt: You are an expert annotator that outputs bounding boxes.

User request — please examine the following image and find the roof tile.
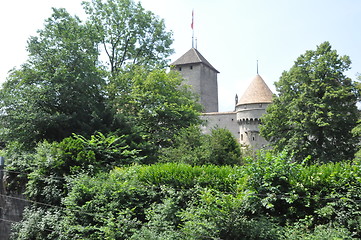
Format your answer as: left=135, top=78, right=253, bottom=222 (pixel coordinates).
left=171, top=48, right=219, bottom=73
left=237, top=74, right=273, bottom=105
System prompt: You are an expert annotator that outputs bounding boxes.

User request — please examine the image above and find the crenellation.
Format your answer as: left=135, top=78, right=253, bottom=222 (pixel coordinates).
left=172, top=49, right=273, bottom=150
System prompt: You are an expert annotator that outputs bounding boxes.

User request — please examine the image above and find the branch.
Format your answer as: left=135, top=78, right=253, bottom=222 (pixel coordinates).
left=118, top=37, right=130, bottom=70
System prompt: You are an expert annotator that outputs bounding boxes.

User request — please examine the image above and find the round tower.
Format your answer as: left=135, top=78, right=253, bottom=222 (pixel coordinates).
left=236, top=74, right=273, bottom=149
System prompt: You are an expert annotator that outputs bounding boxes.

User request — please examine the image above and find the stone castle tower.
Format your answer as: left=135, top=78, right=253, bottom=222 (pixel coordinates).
left=171, top=48, right=219, bottom=113
left=172, top=48, right=273, bottom=149
left=236, top=74, right=273, bottom=148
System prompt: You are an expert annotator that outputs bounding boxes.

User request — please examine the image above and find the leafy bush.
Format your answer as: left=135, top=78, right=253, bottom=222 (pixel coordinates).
left=179, top=188, right=281, bottom=240
left=283, top=222, right=353, bottom=240
left=160, top=126, right=242, bottom=165
left=159, top=125, right=210, bottom=165
left=136, top=163, right=242, bottom=191
left=10, top=207, right=68, bottom=240
left=241, top=151, right=300, bottom=221
left=208, top=128, right=242, bottom=165
left=62, top=172, right=147, bottom=239
left=291, top=162, right=361, bottom=237
left=5, top=132, right=144, bottom=205
left=241, top=152, right=361, bottom=237
left=50, top=164, right=245, bottom=239
left=8, top=151, right=361, bottom=239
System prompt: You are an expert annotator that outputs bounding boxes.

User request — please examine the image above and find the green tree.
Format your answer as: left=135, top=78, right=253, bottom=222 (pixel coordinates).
left=0, top=8, right=110, bottom=148
left=160, top=126, right=242, bottom=165
left=208, top=128, right=242, bottom=165
left=352, top=74, right=361, bottom=160
left=82, top=0, right=174, bottom=74
left=159, top=125, right=211, bottom=165
left=4, top=132, right=143, bottom=206
left=260, top=42, right=359, bottom=163
left=110, top=68, right=203, bottom=149
left=0, top=0, right=175, bottom=149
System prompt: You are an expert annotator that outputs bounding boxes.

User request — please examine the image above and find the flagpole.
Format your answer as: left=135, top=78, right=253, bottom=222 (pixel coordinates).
left=191, top=9, right=194, bottom=48
left=192, top=30, right=194, bottom=48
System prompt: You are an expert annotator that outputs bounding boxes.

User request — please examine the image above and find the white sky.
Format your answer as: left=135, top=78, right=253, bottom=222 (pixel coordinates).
left=1, top=0, right=361, bottom=111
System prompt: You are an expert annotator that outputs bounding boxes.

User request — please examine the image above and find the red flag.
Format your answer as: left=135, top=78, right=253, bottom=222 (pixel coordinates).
left=191, top=10, right=194, bottom=29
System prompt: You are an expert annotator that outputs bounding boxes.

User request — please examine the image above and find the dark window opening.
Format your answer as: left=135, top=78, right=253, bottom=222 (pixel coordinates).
left=179, top=67, right=182, bottom=71
left=190, top=65, right=193, bottom=70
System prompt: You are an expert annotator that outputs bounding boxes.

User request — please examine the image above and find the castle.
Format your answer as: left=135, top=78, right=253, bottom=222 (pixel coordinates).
left=171, top=48, right=273, bottom=149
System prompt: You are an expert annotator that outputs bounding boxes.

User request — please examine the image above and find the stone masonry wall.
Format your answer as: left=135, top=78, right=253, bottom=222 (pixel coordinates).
left=0, top=172, right=28, bottom=240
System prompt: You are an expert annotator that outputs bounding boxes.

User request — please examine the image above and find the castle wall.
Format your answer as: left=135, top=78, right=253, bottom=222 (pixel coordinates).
left=201, top=112, right=238, bottom=139
left=0, top=172, right=28, bottom=240
left=238, top=119, right=269, bottom=149
left=199, top=64, right=218, bottom=112
left=172, top=49, right=272, bottom=150
left=176, top=63, right=202, bottom=97
left=236, top=103, right=270, bottom=120
left=175, top=63, right=218, bottom=113
left=236, top=103, right=271, bottom=149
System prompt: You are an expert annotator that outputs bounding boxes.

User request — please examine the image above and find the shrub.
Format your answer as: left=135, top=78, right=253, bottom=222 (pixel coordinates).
left=160, top=126, right=242, bottom=165
left=5, top=132, right=144, bottom=205
left=283, top=222, right=353, bottom=240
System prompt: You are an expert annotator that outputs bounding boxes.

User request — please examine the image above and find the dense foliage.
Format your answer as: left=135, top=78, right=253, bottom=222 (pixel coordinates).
left=1, top=3, right=361, bottom=239
left=0, top=9, right=109, bottom=147
left=160, top=126, right=242, bottom=165
left=4, top=133, right=143, bottom=206
left=108, top=68, right=202, bottom=149
left=7, top=150, right=361, bottom=239
left=261, top=41, right=360, bottom=163
left=0, top=0, right=175, bottom=150
left=82, top=0, right=174, bottom=73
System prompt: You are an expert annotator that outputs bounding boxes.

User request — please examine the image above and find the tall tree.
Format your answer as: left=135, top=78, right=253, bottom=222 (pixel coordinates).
left=260, top=42, right=359, bottom=163
left=82, top=0, right=174, bottom=74
left=351, top=74, right=361, bottom=160
left=0, top=0, right=175, bottom=149
left=110, top=67, right=203, bottom=149
left=0, top=8, right=110, bottom=148
left=160, top=126, right=242, bottom=165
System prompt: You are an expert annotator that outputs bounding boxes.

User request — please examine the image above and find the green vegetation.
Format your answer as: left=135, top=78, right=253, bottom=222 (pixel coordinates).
left=108, top=68, right=202, bottom=150
left=261, top=41, right=360, bottom=163
left=6, top=149, right=361, bottom=239
left=82, top=0, right=173, bottom=73
left=0, top=0, right=177, bottom=150
left=0, top=0, right=361, bottom=239
left=160, top=126, right=242, bottom=165
left=0, top=8, right=107, bottom=147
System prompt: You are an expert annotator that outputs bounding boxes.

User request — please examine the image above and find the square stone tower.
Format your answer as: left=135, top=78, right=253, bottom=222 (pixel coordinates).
left=171, top=48, right=219, bottom=113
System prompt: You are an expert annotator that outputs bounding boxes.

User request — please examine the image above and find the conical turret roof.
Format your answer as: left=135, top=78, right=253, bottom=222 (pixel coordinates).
left=237, top=74, right=273, bottom=105
left=171, top=48, right=219, bottom=73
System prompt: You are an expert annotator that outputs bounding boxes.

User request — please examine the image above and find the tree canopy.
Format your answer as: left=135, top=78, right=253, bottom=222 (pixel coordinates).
left=0, top=0, right=176, bottom=149
left=82, top=0, right=174, bottom=74
left=260, top=41, right=359, bottom=163
left=109, top=68, right=203, bottom=149
left=160, top=126, right=242, bottom=165
left=0, top=8, right=108, bottom=147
